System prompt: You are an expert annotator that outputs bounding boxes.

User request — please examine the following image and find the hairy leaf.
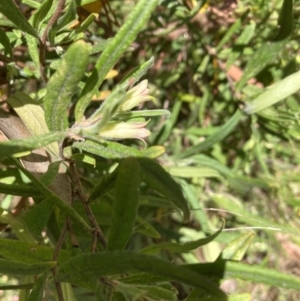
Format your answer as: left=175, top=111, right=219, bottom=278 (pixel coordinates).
left=44, top=40, right=90, bottom=131
left=57, top=251, right=226, bottom=297
left=107, top=158, right=141, bottom=250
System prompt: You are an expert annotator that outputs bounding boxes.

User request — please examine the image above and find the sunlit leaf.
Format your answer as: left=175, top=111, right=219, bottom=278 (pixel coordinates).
left=44, top=40, right=90, bottom=131
left=218, top=232, right=255, bottom=261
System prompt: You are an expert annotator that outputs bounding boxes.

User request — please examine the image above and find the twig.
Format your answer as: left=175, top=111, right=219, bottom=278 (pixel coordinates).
left=69, top=161, right=107, bottom=249
left=39, top=0, right=66, bottom=82
left=52, top=221, right=68, bottom=301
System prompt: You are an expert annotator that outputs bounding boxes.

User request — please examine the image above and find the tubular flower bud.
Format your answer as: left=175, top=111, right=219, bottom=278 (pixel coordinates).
left=99, top=121, right=151, bottom=140
left=119, top=80, right=154, bottom=111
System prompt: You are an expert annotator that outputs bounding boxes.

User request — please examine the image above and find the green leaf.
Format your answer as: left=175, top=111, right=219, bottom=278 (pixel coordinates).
left=0, top=283, right=34, bottom=290
left=135, top=216, right=161, bottom=239
left=138, top=157, right=190, bottom=221
left=48, top=0, right=77, bottom=44
left=120, top=272, right=165, bottom=285
left=107, top=158, right=141, bottom=250
left=73, top=140, right=145, bottom=159
left=44, top=40, right=90, bottom=131
left=237, top=0, right=293, bottom=90
left=187, top=260, right=300, bottom=291
left=141, top=220, right=224, bottom=254
left=0, top=132, right=65, bottom=159
left=274, top=0, right=294, bottom=41
left=0, top=238, right=71, bottom=265
left=168, top=166, right=223, bottom=180
left=0, top=182, right=41, bottom=197
left=70, top=12, right=96, bottom=36
left=114, top=282, right=147, bottom=301
left=25, top=34, right=40, bottom=70
left=90, top=38, right=112, bottom=55
left=140, top=146, right=166, bottom=159
left=0, top=213, right=35, bottom=243
left=215, top=14, right=243, bottom=52
left=22, top=199, right=54, bottom=240
left=141, top=284, right=177, bottom=301
left=26, top=272, right=48, bottom=301
left=39, top=161, right=61, bottom=186
left=120, top=57, right=154, bottom=88
left=244, top=69, right=300, bottom=114
left=0, top=27, right=13, bottom=57
left=218, top=232, right=255, bottom=261
left=31, top=0, right=53, bottom=30
left=116, top=109, right=170, bottom=120
left=88, top=170, right=118, bottom=202
left=0, top=0, right=37, bottom=37
left=7, top=91, right=59, bottom=156
left=210, top=193, right=296, bottom=234
left=56, top=251, right=227, bottom=298
left=0, top=258, right=55, bottom=275
left=75, top=0, right=160, bottom=122
left=177, top=110, right=243, bottom=159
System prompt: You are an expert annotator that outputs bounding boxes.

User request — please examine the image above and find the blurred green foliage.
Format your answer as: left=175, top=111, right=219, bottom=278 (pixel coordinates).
left=0, top=0, right=300, bottom=300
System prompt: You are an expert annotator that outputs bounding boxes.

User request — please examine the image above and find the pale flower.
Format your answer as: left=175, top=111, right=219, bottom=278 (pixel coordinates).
left=119, top=80, right=154, bottom=112
left=99, top=121, right=151, bottom=140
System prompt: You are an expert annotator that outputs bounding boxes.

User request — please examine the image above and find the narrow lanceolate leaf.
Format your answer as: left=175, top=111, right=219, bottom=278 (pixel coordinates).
left=120, top=57, right=154, bottom=88
left=141, top=220, right=224, bottom=254
left=244, top=69, right=300, bottom=114
left=88, top=170, right=118, bottom=202
left=140, top=146, right=166, bottom=159
left=0, top=182, right=41, bottom=197
left=273, top=0, right=294, bottom=41
left=107, top=158, right=141, bottom=250
left=73, top=140, right=145, bottom=159
left=56, top=251, right=227, bottom=298
left=31, top=0, right=53, bottom=30
left=25, top=34, right=40, bottom=69
left=237, top=0, right=293, bottom=90
left=0, top=0, right=37, bottom=37
left=138, top=157, right=190, bottom=221
left=0, top=238, right=71, bottom=265
left=116, top=109, right=170, bottom=119
left=0, top=258, right=55, bottom=275
left=0, top=27, right=13, bottom=57
left=135, top=216, right=161, bottom=239
left=49, top=0, right=76, bottom=37
left=177, top=110, right=242, bottom=159
left=26, top=272, right=48, bottom=301
left=0, top=132, right=65, bottom=159
left=7, top=92, right=59, bottom=156
left=75, top=0, right=160, bottom=122
left=22, top=199, right=54, bottom=240
left=44, top=40, right=90, bottom=131
left=218, top=232, right=255, bottom=261
left=187, top=260, right=300, bottom=291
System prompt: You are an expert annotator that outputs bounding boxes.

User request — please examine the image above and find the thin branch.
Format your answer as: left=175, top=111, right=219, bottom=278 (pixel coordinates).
left=69, top=161, right=107, bottom=249
left=51, top=221, right=68, bottom=301
left=39, top=0, right=66, bottom=82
